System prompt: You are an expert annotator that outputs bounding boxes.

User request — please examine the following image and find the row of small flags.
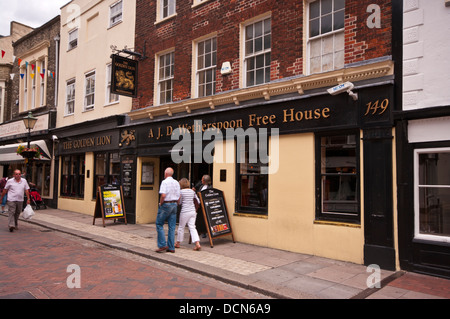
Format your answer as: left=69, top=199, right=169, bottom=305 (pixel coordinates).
left=1, top=50, right=55, bottom=79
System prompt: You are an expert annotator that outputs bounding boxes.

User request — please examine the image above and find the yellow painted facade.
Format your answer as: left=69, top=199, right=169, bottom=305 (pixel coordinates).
left=211, top=133, right=366, bottom=264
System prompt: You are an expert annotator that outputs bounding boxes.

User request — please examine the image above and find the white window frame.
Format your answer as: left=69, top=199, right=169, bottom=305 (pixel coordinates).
left=196, top=37, right=217, bottom=98
left=68, top=28, right=78, bottom=50
left=109, top=0, right=123, bottom=28
left=0, top=84, right=4, bottom=123
left=22, top=66, right=28, bottom=111
left=306, top=0, right=345, bottom=75
left=31, top=62, right=36, bottom=109
left=157, top=0, right=176, bottom=21
left=84, top=71, right=96, bottom=111
left=39, top=60, right=46, bottom=107
left=192, top=0, right=211, bottom=7
left=414, top=147, right=450, bottom=243
left=243, top=16, right=272, bottom=88
left=157, top=51, right=175, bottom=105
left=65, top=78, right=76, bottom=116
left=106, top=64, right=119, bottom=105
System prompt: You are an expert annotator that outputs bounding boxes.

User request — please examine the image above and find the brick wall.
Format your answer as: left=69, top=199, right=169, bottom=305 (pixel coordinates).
left=134, top=0, right=392, bottom=110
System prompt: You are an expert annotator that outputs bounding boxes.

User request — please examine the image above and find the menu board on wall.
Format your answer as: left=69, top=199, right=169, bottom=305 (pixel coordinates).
left=199, top=188, right=235, bottom=247
left=121, top=157, right=134, bottom=197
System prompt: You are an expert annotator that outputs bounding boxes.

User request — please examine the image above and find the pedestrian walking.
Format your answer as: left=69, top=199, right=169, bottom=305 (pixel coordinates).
left=0, top=175, right=8, bottom=213
left=193, top=175, right=212, bottom=238
left=175, top=178, right=201, bottom=251
left=0, top=170, right=31, bottom=232
left=155, top=167, right=180, bottom=253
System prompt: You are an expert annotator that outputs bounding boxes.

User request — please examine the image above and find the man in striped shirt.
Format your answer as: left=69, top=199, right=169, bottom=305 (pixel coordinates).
left=156, top=167, right=180, bottom=253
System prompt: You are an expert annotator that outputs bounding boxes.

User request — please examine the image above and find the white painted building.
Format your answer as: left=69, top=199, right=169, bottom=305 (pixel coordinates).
left=397, top=0, right=450, bottom=278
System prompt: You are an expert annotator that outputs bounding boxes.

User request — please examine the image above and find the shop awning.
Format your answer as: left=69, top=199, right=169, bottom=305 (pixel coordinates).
left=0, top=141, right=51, bottom=164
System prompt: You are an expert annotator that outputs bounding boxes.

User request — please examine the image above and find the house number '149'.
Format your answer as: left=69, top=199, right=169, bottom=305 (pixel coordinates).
left=365, top=99, right=389, bottom=116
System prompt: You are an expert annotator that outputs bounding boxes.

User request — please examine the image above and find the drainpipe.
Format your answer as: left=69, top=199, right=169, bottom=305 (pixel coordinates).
left=53, top=34, right=60, bottom=108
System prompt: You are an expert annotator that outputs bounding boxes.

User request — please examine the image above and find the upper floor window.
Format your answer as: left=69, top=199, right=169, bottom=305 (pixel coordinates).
left=22, top=66, right=28, bottom=111
left=106, top=64, right=119, bottom=104
left=110, top=0, right=123, bottom=27
left=157, top=51, right=175, bottom=105
left=308, top=0, right=345, bottom=74
left=68, top=28, right=78, bottom=50
left=84, top=71, right=96, bottom=110
left=193, top=0, right=210, bottom=6
left=39, top=60, right=46, bottom=106
left=66, top=79, right=76, bottom=115
left=31, top=64, right=36, bottom=109
left=196, top=37, right=217, bottom=98
left=159, top=0, right=176, bottom=20
left=244, top=17, right=271, bottom=87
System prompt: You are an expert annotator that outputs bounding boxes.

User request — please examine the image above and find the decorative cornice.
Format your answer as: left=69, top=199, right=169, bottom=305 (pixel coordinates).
left=129, top=60, right=394, bottom=121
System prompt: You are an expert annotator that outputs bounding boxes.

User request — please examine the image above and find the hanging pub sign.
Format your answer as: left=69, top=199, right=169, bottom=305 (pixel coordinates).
left=111, top=54, right=138, bottom=98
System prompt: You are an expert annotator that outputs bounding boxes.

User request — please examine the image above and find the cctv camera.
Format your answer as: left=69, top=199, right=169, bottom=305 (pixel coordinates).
left=52, top=135, right=58, bottom=141
left=327, top=82, right=358, bottom=101
left=327, top=82, right=354, bottom=95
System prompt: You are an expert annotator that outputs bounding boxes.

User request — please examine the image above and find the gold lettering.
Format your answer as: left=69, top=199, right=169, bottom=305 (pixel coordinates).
left=157, top=127, right=162, bottom=140
left=283, top=109, right=295, bottom=123
left=322, top=108, right=330, bottom=118
left=269, top=114, right=276, bottom=124
left=167, top=126, right=173, bottom=136
left=249, top=114, right=256, bottom=127
left=314, top=109, right=322, bottom=119
left=149, top=129, right=154, bottom=138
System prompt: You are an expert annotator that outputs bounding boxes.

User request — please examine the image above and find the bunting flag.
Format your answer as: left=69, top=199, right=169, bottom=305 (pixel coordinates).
left=20, top=74, right=24, bottom=79
left=1, top=50, right=5, bottom=58
left=18, top=58, right=22, bottom=66
left=40, top=73, right=44, bottom=80
left=31, top=73, right=35, bottom=79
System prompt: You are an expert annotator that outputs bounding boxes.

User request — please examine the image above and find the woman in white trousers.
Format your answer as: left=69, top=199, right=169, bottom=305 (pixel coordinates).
left=176, top=178, right=201, bottom=251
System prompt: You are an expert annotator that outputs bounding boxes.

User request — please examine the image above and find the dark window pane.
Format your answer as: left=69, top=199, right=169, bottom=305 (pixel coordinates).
left=321, top=14, right=333, bottom=34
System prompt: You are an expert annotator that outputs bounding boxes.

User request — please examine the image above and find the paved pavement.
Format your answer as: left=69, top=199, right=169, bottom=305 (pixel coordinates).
left=2, top=208, right=449, bottom=299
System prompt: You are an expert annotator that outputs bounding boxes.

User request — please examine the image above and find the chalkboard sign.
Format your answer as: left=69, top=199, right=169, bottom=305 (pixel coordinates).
left=93, top=184, right=127, bottom=227
left=199, top=188, right=235, bottom=247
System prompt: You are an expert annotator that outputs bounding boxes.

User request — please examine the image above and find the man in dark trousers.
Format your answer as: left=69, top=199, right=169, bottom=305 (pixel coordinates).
left=0, top=170, right=31, bottom=232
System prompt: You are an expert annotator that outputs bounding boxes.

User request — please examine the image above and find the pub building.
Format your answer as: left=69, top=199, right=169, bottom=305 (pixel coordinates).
left=55, top=0, right=399, bottom=270
left=108, top=0, right=397, bottom=269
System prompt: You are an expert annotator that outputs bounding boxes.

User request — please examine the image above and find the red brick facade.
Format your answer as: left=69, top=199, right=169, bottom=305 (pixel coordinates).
left=134, top=0, right=392, bottom=110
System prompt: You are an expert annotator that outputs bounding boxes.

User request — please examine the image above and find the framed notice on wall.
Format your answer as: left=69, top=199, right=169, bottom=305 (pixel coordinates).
left=93, top=184, right=127, bottom=227
left=141, top=162, right=154, bottom=185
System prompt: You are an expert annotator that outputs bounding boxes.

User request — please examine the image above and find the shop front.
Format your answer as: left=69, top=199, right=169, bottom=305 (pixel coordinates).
left=54, top=116, right=129, bottom=221
left=396, top=108, right=450, bottom=278
left=0, top=113, right=56, bottom=207
left=121, top=82, right=397, bottom=268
